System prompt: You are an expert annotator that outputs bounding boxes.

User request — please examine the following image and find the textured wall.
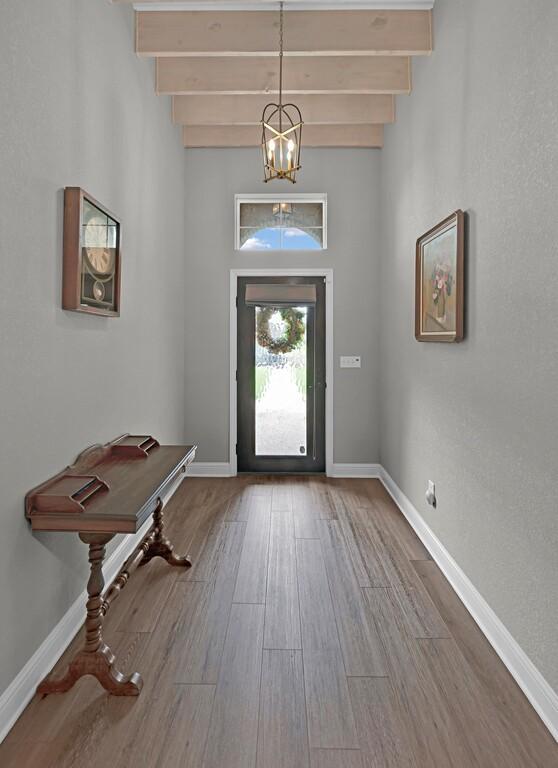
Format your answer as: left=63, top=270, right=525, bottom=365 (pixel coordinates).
left=0, top=1, right=186, bottom=692
left=183, top=148, right=381, bottom=465
left=379, top=0, right=558, bottom=689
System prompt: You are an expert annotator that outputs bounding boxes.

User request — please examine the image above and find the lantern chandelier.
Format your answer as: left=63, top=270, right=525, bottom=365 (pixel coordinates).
left=261, top=2, right=303, bottom=183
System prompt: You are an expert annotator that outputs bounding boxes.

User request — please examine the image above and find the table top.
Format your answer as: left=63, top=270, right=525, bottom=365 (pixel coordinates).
left=26, top=443, right=196, bottom=534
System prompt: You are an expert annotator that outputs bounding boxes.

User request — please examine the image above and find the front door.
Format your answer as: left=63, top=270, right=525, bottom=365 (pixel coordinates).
left=237, top=276, right=326, bottom=473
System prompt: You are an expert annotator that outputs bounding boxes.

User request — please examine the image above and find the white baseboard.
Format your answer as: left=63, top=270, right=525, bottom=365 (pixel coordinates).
left=378, top=467, right=558, bottom=743
left=188, top=462, right=381, bottom=479
left=328, top=463, right=382, bottom=478
left=186, top=462, right=234, bottom=477
left=0, top=472, right=186, bottom=746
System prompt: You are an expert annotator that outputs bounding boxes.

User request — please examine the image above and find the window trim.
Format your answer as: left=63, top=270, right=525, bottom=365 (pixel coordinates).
left=234, top=193, right=328, bottom=252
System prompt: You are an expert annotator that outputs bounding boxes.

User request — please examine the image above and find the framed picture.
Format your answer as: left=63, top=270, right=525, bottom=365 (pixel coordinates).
left=62, top=187, right=121, bottom=316
left=415, top=209, right=464, bottom=342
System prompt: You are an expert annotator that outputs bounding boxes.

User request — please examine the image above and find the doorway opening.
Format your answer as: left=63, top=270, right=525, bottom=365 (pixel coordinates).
left=235, top=275, right=327, bottom=473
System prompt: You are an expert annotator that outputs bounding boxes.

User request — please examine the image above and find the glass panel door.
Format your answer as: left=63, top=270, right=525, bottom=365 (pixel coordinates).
left=237, top=277, right=325, bottom=474
left=255, top=306, right=308, bottom=456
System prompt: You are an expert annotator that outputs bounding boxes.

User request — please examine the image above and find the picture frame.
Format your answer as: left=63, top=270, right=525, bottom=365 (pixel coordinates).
left=62, top=187, right=121, bottom=317
left=415, top=209, right=464, bottom=342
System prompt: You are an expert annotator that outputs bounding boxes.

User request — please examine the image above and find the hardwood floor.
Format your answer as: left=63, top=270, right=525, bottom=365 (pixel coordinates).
left=2, top=476, right=556, bottom=767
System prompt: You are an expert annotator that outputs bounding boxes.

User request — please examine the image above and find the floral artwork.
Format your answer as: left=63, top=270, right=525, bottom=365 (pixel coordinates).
left=430, top=254, right=453, bottom=325
left=415, top=211, right=464, bottom=342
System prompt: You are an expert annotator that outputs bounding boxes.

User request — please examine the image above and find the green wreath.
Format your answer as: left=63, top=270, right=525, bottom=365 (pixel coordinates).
left=257, top=307, right=305, bottom=354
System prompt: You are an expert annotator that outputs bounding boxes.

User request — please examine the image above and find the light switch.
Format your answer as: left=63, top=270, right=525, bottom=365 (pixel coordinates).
left=340, top=356, right=361, bottom=368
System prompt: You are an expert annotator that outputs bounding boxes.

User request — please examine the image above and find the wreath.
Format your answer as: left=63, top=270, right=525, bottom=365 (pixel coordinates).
left=257, top=307, right=305, bottom=354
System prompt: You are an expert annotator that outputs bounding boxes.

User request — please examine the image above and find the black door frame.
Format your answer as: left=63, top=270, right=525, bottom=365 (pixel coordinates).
left=236, top=275, right=326, bottom=473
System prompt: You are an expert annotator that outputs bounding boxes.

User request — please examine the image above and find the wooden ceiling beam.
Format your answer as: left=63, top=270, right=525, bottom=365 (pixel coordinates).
left=172, top=93, right=394, bottom=124
left=182, top=123, right=384, bottom=148
left=157, top=55, right=411, bottom=95
left=137, top=10, right=432, bottom=56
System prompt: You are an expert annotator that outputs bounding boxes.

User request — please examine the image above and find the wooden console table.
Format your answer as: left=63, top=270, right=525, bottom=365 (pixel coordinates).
left=25, top=434, right=196, bottom=696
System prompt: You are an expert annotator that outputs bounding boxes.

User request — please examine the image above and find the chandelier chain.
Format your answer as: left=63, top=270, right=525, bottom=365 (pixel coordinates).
left=279, top=2, right=284, bottom=112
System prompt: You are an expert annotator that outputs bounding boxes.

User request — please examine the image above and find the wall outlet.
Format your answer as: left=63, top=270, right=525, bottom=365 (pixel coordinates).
left=426, top=480, right=436, bottom=508
left=340, top=356, right=361, bottom=368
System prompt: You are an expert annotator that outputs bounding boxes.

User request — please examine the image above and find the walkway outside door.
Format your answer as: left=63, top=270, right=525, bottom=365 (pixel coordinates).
left=237, top=276, right=326, bottom=473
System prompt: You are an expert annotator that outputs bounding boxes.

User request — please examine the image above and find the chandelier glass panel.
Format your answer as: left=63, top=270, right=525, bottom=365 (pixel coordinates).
left=261, top=2, right=303, bottom=183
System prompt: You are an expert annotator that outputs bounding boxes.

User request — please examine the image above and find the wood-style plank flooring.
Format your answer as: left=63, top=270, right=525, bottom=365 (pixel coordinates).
left=2, top=476, right=557, bottom=767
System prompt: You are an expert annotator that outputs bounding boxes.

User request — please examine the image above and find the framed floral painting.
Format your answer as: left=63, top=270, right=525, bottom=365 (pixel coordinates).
left=415, top=210, right=464, bottom=342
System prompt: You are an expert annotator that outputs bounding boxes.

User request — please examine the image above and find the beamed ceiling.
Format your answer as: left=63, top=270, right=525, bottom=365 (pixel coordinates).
left=113, top=1, right=434, bottom=148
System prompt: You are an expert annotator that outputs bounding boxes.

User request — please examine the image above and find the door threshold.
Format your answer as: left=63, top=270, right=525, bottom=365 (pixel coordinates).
left=237, top=471, right=326, bottom=476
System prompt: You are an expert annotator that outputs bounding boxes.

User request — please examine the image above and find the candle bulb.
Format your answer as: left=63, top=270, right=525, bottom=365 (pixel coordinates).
left=268, top=139, right=276, bottom=165
left=288, top=140, right=295, bottom=171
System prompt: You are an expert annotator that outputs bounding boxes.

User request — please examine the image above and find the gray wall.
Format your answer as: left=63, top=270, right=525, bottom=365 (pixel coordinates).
left=379, top=0, right=558, bottom=689
left=183, top=148, right=381, bottom=465
left=0, top=2, right=186, bottom=693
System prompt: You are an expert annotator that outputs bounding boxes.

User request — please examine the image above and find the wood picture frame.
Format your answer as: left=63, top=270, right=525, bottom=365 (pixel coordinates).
left=415, top=209, right=464, bottom=342
left=62, top=187, right=121, bottom=317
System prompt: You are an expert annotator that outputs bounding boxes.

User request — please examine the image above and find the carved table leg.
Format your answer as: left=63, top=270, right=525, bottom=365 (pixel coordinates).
left=101, top=533, right=153, bottom=615
left=37, top=533, right=142, bottom=697
left=140, top=497, right=192, bottom=569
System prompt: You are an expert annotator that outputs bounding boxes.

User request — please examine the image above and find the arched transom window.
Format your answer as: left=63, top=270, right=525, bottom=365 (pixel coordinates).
left=235, top=194, right=327, bottom=251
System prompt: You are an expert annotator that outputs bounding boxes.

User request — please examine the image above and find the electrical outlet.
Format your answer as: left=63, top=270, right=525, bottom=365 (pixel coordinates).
left=426, top=480, right=436, bottom=508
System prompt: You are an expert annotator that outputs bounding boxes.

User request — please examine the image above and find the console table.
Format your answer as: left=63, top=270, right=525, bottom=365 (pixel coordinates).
left=25, top=434, right=196, bottom=696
